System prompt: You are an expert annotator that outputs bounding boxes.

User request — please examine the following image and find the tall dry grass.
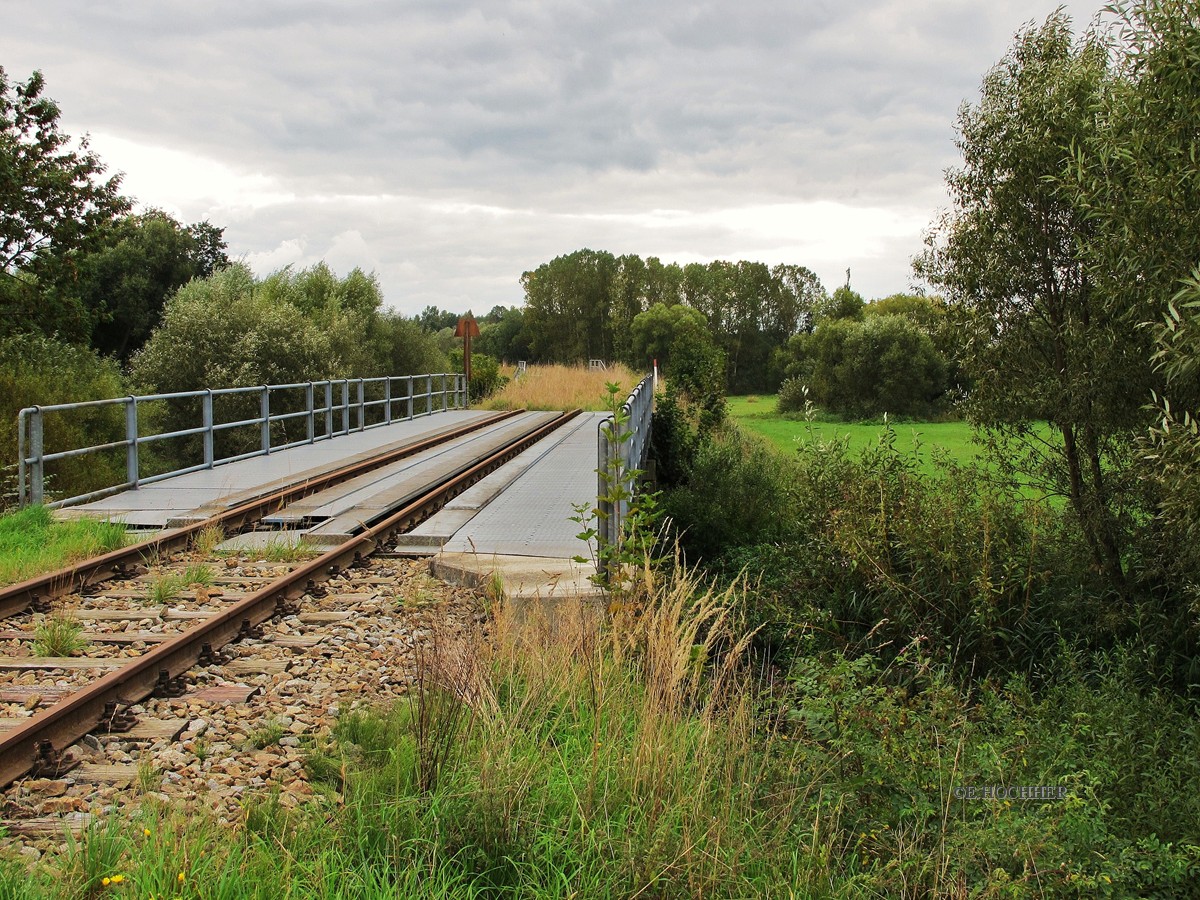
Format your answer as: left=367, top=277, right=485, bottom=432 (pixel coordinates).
left=416, top=552, right=810, bottom=895
left=480, top=362, right=646, bottom=411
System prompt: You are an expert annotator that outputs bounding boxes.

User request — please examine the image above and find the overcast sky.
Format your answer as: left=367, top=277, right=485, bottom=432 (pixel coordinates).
left=5, top=1, right=1095, bottom=316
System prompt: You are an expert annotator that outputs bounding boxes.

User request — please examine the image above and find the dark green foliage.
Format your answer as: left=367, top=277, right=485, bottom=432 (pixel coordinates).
left=474, top=305, right=531, bottom=363
left=675, top=420, right=1104, bottom=677
left=777, top=647, right=1200, bottom=896
left=450, top=349, right=506, bottom=402
left=812, top=283, right=864, bottom=323
left=663, top=425, right=801, bottom=561
left=0, top=333, right=125, bottom=505
left=0, top=67, right=129, bottom=316
left=775, top=376, right=809, bottom=414
left=628, top=301, right=707, bottom=372
left=76, top=210, right=229, bottom=361
left=794, top=315, right=948, bottom=418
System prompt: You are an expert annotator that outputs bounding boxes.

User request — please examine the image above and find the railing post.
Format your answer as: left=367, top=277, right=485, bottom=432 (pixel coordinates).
left=356, top=379, right=365, bottom=430
left=426, top=375, right=433, bottom=416
left=17, top=410, right=27, bottom=507
left=202, top=390, right=214, bottom=468
left=323, top=382, right=333, bottom=438
left=407, top=376, right=414, bottom=419
left=125, top=397, right=139, bottom=490
left=29, top=408, right=44, bottom=507
left=306, top=383, right=316, bottom=444
left=384, top=378, right=392, bottom=425
left=261, top=387, right=271, bottom=454
left=341, top=380, right=350, bottom=434
left=442, top=374, right=449, bottom=412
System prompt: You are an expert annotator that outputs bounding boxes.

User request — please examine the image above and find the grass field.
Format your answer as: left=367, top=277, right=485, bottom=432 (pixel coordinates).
left=729, top=394, right=980, bottom=475
left=0, top=505, right=126, bottom=586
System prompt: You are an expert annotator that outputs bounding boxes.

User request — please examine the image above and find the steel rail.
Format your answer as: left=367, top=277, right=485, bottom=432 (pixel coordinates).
left=0, top=409, right=581, bottom=789
left=0, top=410, right=524, bottom=621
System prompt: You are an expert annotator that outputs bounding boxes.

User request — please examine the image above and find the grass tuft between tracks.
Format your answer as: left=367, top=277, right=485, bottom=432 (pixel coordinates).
left=0, top=505, right=126, bottom=587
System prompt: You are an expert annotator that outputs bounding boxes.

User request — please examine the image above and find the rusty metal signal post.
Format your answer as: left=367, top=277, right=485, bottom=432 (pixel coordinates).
left=455, top=314, right=481, bottom=393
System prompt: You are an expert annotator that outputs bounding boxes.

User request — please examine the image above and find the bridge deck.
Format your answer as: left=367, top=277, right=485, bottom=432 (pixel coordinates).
left=60, top=410, right=606, bottom=581
left=62, top=410, right=494, bottom=527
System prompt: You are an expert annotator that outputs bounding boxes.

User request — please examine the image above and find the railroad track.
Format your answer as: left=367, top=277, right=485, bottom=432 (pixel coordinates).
left=0, top=408, right=580, bottom=800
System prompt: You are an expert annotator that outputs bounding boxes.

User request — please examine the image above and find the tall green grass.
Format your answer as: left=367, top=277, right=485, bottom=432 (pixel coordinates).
left=0, top=505, right=126, bottom=586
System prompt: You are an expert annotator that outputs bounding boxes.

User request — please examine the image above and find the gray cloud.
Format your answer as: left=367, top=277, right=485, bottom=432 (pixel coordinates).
left=3, top=0, right=1094, bottom=312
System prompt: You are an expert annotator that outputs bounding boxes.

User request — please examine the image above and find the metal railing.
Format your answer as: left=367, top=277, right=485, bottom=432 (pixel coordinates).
left=596, top=373, right=655, bottom=567
left=17, top=374, right=467, bottom=509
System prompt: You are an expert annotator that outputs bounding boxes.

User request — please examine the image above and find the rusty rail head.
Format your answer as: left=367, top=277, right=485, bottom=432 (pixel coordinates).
left=0, top=409, right=581, bottom=789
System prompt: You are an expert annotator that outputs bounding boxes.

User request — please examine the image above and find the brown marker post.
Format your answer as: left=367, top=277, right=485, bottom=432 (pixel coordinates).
left=454, top=314, right=481, bottom=396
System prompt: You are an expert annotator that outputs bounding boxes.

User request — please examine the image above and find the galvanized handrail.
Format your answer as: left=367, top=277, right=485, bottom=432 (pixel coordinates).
left=596, top=373, right=655, bottom=568
left=18, top=374, right=467, bottom=508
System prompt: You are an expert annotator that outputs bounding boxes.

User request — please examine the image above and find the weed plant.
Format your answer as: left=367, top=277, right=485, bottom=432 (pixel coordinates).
left=0, top=505, right=125, bottom=586
left=181, top=563, right=214, bottom=586
left=32, top=614, right=89, bottom=657
left=257, top=536, right=315, bottom=563
left=190, top=523, right=225, bottom=556
left=146, top=573, right=186, bottom=604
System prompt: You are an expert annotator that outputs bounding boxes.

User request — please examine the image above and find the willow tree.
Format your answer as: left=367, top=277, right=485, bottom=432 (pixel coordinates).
left=916, top=13, right=1141, bottom=596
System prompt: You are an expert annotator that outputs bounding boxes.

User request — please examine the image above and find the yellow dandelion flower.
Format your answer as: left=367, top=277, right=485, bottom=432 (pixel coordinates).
left=178, top=872, right=186, bottom=883
left=102, top=877, right=111, bottom=887
left=143, top=828, right=151, bottom=837
left=111, top=875, right=124, bottom=884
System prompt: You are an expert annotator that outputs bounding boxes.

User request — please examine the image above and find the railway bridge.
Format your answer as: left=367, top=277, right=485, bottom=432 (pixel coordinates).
left=16, top=372, right=654, bottom=599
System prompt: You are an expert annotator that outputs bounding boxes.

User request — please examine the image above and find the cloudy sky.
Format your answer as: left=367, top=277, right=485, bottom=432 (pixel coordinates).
left=5, top=0, right=1094, bottom=315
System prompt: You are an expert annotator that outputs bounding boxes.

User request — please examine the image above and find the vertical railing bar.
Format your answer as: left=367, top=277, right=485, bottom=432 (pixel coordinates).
left=407, top=376, right=414, bottom=420
left=306, top=383, right=315, bottom=444
left=202, top=390, right=214, bottom=468
left=125, top=397, right=139, bottom=491
left=261, top=387, right=271, bottom=454
left=17, top=410, right=27, bottom=507
left=384, top=378, right=392, bottom=425
left=30, top=408, right=44, bottom=507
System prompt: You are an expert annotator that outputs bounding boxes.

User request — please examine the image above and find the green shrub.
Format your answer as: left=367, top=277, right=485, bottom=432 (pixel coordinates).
left=775, top=375, right=810, bottom=414
left=682, top=420, right=1094, bottom=676
left=0, top=333, right=126, bottom=507
left=663, top=422, right=803, bottom=560
left=788, top=315, right=949, bottom=419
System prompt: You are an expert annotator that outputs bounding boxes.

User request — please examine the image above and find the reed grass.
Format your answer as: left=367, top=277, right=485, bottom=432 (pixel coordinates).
left=480, top=363, right=646, bottom=411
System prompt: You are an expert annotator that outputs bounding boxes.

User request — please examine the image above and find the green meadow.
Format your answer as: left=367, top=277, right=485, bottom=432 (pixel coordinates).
left=728, top=394, right=981, bottom=476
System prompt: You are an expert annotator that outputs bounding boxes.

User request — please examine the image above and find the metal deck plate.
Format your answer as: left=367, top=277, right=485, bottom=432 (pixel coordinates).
left=439, top=412, right=604, bottom=560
